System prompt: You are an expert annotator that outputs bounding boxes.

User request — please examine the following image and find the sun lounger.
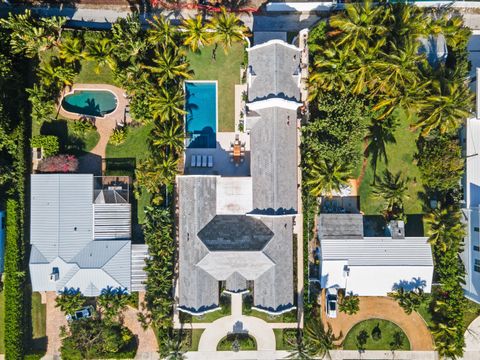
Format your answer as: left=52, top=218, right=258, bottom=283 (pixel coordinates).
left=208, top=155, right=213, bottom=168
left=202, top=155, right=207, bottom=167
left=191, top=155, right=196, bottom=167
left=196, top=155, right=202, bottom=167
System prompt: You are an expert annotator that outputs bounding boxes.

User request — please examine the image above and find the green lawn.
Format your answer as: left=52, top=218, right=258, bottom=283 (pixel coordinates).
left=191, top=309, right=230, bottom=323
left=274, top=329, right=296, bottom=350
left=217, top=334, right=256, bottom=351
left=0, top=291, right=4, bottom=353
left=74, top=61, right=115, bottom=84
left=33, top=118, right=100, bottom=155
left=191, top=329, right=204, bottom=351
left=343, top=319, right=411, bottom=351
left=186, top=42, right=245, bottom=132
left=359, top=108, right=425, bottom=215
left=464, top=298, right=480, bottom=328
left=246, top=309, right=297, bottom=323
left=31, top=292, right=46, bottom=340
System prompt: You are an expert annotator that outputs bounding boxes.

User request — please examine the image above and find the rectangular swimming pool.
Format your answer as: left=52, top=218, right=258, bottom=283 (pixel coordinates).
left=185, top=81, right=217, bottom=148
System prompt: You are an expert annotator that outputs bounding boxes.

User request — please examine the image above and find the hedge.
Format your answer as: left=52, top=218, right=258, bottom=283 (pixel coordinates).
left=31, top=135, right=59, bottom=157
left=4, top=199, right=25, bottom=359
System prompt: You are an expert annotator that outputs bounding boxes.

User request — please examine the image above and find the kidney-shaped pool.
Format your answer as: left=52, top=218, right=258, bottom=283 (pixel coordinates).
left=61, top=90, right=118, bottom=117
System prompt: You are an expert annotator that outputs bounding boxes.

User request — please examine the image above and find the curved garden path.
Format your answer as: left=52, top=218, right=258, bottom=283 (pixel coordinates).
left=324, top=296, right=434, bottom=350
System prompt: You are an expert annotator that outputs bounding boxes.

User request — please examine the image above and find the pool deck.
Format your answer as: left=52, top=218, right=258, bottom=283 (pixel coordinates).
left=57, top=83, right=130, bottom=167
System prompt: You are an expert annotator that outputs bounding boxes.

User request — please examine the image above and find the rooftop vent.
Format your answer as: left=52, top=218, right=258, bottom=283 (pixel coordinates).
left=389, top=220, right=405, bottom=239
left=49, top=267, right=59, bottom=282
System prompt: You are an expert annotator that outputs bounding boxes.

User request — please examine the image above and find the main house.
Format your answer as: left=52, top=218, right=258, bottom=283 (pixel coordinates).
left=319, top=213, right=434, bottom=296
left=29, top=174, right=134, bottom=296
left=176, top=39, right=302, bottom=315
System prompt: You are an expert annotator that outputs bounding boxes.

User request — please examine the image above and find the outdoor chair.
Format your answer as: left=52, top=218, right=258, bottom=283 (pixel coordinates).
left=208, top=155, right=213, bottom=168
left=202, top=155, right=208, bottom=167
left=191, top=155, right=196, bottom=167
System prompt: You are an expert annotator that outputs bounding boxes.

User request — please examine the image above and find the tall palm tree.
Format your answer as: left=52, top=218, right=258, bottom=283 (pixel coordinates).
left=372, top=169, right=409, bottom=220
left=413, top=73, right=473, bottom=136
left=329, top=0, right=389, bottom=50
left=150, top=87, right=186, bottom=123
left=208, top=7, right=248, bottom=54
left=147, top=15, right=178, bottom=48
left=144, top=47, right=193, bottom=85
left=180, top=15, right=212, bottom=52
left=151, top=122, right=185, bottom=155
left=37, top=58, right=75, bottom=87
left=55, top=287, right=86, bottom=315
left=304, top=319, right=341, bottom=358
left=425, top=206, right=465, bottom=253
left=86, top=37, right=115, bottom=73
left=58, top=36, right=85, bottom=63
left=305, top=158, right=351, bottom=198
left=364, top=117, right=398, bottom=181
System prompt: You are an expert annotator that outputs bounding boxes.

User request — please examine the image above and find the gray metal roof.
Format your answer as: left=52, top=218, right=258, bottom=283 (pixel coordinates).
left=320, top=237, right=434, bottom=267
left=248, top=41, right=301, bottom=102
left=318, top=214, right=364, bottom=239
left=250, top=107, right=298, bottom=215
left=30, top=174, right=132, bottom=296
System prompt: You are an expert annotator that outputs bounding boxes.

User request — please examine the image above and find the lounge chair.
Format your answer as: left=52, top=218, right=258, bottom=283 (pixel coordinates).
left=191, top=155, right=196, bottom=167
left=202, top=155, right=207, bottom=167
left=208, top=155, right=213, bottom=168
left=196, top=155, right=202, bottom=167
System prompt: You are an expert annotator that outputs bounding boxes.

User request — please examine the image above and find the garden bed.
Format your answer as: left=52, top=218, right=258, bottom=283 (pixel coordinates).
left=217, top=333, right=256, bottom=351
left=343, top=319, right=411, bottom=351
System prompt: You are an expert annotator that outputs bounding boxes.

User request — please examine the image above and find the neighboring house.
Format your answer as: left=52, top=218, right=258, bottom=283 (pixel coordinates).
left=29, top=174, right=132, bottom=296
left=319, top=214, right=434, bottom=296
left=177, top=39, right=302, bottom=315
left=462, top=67, right=480, bottom=303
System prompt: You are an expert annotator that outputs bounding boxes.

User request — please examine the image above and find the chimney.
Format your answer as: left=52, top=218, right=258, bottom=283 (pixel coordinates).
left=389, top=220, right=405, bottom=239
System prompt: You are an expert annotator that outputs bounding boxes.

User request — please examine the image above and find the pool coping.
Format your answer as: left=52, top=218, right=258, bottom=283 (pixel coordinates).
left=184, top=80, right=219, bottom=150
left=60, top=87, right=120, bottom=119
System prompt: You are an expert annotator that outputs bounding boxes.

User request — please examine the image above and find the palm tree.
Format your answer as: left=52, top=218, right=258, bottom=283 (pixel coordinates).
left=144, top=47, right=193, bottom=85
left=425, top=206, right=465, bottom=253
left=305, top=158, right=351, bottom=198
left=86, top=37, right=115, bottom=73
left=338, top=292, right=360, bottom=315
left=364, top=117, right=398, bottom=181
left=372, top=169, right=409, bottom=220
left=147, top=15, right=178, bottom=48
left=304, top=319, right=341, bottom=358
left=180, top=15, right=212, bottom=52
left=287, top=337, right=314, bottom=360
left=413, top=72, right=473, bottom=136
left=150, top=87, right=186, bottom=123
left=164, top=336, right=186, bottom=360
left=151, top=123, right=185, bottom=155
left=388, top=287, right=426, bottom=315
left=208, top=7, right=248, bottom=54
left=329, top=0, right=389, bottom=50
left=97, top=286, right=130, bottom=323
left=55, top=287, right=86, bottom=315
left=58, top=37, right=85, bottom=63
left=37, top=58, right=75, bottom=87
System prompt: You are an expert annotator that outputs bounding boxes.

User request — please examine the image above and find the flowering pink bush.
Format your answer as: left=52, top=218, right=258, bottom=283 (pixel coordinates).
left=38, top=154, right=79, bottom=173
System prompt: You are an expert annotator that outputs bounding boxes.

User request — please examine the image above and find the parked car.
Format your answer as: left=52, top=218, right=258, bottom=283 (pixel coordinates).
left=326, top=288, right=338, bottom=318
left=66, top=305, right=94, bottom=321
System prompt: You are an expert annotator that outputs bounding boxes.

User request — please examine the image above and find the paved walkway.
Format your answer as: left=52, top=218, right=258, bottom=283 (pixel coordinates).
left=44, top=291, right=67, bottom=357
left=463, top=314, right=480, bottom=359
left=196, top=293, right=276, bottom=352
left=123, top=292, right=159, bottom=358
left=323, top=297, right=434, bottom=351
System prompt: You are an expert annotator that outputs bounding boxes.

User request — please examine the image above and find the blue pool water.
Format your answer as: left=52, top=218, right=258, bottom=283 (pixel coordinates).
left=62, top=90, right=117, bottom=117
left=185, top=82, right=217, bottom=148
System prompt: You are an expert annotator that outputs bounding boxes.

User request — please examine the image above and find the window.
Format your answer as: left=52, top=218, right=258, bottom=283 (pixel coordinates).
left=475, top=259, right=480, bottom=273
left=475, top=227, right=479, bottom=232
left=474, top=246, right=480, bottom=252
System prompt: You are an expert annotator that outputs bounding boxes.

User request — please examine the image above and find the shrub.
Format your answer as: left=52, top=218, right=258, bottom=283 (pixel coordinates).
left=38, top=154, right=78, bottom=173
left=31, top=135, right=59, bottom=157
left=4, top=199, right=26, bottom=360
left=72, top=119, right=96, bottom=135
left=109, top=126, right=128, bottom=146
left=356, top=330, right=369, bottom=351
left=371, top=323, right=382, bottom=341
left=339, top=292, right=360, bottom=315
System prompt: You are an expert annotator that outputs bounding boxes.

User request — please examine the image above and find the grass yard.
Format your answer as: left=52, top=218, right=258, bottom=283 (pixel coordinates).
left=190, top=329, right=204, bottom=351
left=191, top=309, right=230, bottom=323
left=343, top=319, right=411, bottom=351
left=186, top=42, right=245, bottom=132
left=31, top=292, right=46, bottom=340
left=0, top=291, right=4, bottom=353
left=358, top=108, right=425, bottom=216
left=464, top=298, right=480, bottom=328
left=217, top=333, right=256, bottom=351
left=106, top=124, right=152, bottom=227
left=33, top=118, right=100, bottom=155
left=274, top=329, right=296, bottom=350
left=247, top=309, right=297, bottom=323
left=74, top=61, right=115, bottom=84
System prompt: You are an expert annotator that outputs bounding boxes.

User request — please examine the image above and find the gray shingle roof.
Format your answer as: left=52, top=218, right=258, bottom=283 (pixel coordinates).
left=318, top=214, right=364, bottom=239
left=29, top=174, right=132, bottom=296
left=248, top=40, right=301, bottom=102
left=250, top=107, right=298, bottom=215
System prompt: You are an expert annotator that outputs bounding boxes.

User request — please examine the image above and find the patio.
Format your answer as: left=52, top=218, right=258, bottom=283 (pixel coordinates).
left=185, top=132, right=251, bottom=177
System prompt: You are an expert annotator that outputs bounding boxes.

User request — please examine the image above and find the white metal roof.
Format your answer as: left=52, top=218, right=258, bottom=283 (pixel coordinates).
left=320, top=237, right=433, bottom=267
